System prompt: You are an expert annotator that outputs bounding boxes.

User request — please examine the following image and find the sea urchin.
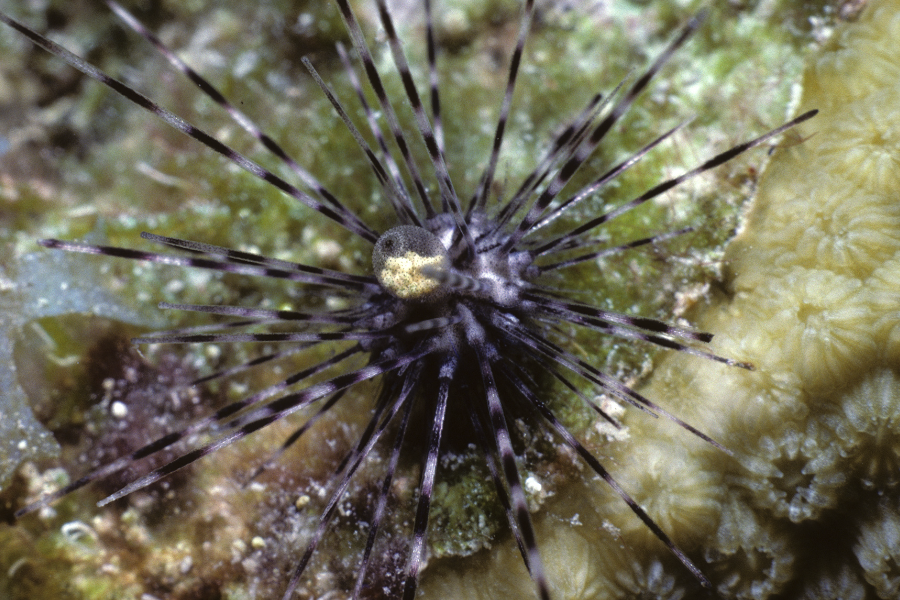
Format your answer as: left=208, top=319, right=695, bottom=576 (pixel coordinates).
left=2, top=0, right=816, bottom=598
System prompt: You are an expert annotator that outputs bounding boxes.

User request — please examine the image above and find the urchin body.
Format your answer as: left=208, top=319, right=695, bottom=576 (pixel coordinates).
left=364, top=216, right=544, bottom=464
left=371, top=216, right=537, bottom=342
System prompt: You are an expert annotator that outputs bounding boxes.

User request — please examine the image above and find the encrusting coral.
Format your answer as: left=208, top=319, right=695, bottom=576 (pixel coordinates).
left=1, top=0, right=899, bottom=598
left=854, top=501, right=900, bottom=598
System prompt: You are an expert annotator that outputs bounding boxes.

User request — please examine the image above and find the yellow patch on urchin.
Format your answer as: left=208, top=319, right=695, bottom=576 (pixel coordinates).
left=372, top=225, right=450, bottom=300
left=377, top=251, right=445, bottom=299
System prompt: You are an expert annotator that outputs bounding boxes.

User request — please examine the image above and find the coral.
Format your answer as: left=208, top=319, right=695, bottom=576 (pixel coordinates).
left=731, top=418, right=847, bottom=523
left=597, top=432, right=726, bottom=548
left=423, top=502, right=692, bottom=600
left=796, top=564, right=867, bottom=600
left=1, top=0, right=899, bottom=598
left=855, top=502, right=900, bottom=598
left=830, top=368, right=900, bottom=489
left=705, top=497, right=795, bottom=600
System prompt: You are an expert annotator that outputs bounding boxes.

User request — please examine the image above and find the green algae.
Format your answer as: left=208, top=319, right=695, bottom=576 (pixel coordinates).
left=0, top=0, right=832, bottom=597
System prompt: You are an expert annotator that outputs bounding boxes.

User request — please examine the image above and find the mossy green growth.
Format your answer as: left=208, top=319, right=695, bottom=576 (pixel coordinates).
left=0, top=0, right=830, bottom=598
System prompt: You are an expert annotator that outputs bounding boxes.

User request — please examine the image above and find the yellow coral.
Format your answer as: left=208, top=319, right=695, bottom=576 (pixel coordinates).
left=867, top=255, right=900, bottom=360
left=831, top=368, right=900, bottom=488
left=801, top=3, right=900, bottom=112
left=797, top=564, right=866, bottom=600
left=705, top=498, right=795, bottom=599
left=854, top=503, right=900, bottom=598
left=426, top=501, right=691, bottom=600
left=599, top=433, right=725, bottom=548
left=732, top=419, right=846, bottom=523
